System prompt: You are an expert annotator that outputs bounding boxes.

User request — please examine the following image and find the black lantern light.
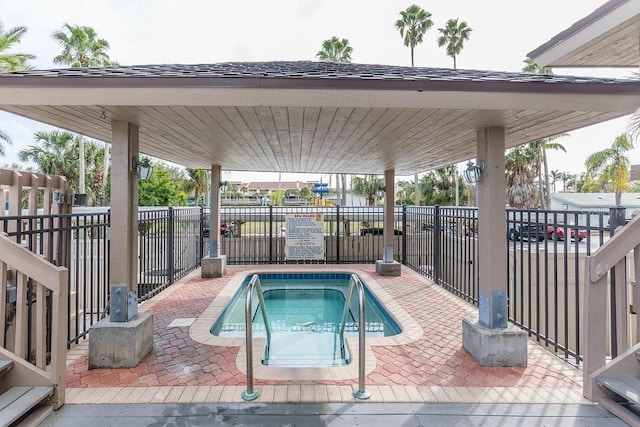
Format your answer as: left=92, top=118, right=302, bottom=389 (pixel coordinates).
left=463, top=160, right=484, bottom=184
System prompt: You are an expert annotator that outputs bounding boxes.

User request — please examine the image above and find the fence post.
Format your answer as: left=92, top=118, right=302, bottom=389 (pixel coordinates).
left=199, top=206, right=204, bottom=263
left=336, top=205, right=341, bottom=264
left=402, top=205, right=407, bottom=265
left=433, top=205, right=441, bottom=284
left=167, top=207, right=175, bottom=285
left=269, top=206, right=273, bottom=264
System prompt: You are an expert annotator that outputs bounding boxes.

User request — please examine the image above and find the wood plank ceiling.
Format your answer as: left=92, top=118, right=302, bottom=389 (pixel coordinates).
left=0, top=62, right=638, bottom=175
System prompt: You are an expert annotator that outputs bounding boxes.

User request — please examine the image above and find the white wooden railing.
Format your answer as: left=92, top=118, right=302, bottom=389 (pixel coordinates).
left=583, top=213, right=640, bottom=401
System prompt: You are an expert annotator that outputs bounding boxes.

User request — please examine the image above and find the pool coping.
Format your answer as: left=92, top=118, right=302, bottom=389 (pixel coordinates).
left=189, top=267, right=424, bottom=381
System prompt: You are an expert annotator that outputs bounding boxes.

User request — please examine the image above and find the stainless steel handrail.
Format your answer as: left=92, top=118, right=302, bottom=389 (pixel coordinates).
left=339, top=273, right=370, bottom=400
left=242, top=273, right=271, bottom=401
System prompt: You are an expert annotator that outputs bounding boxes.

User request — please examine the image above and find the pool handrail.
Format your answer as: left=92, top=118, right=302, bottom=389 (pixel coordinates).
left=339, top=273, right=370, bottom=400
left=242, top=273, right=272, bottom=401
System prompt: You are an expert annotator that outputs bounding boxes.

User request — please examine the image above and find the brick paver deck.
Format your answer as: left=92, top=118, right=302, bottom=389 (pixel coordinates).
left=65, top=265, right=587, bottom=405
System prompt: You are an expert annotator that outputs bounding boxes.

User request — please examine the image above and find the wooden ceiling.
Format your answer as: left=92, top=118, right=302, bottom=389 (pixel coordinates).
left=0, top=62, right=638, bottom=175
left=528, top=0, right=640, bottom=68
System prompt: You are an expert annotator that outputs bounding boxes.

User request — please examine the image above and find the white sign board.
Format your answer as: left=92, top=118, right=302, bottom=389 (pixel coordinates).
left=284, top=213, right=325, bottom=260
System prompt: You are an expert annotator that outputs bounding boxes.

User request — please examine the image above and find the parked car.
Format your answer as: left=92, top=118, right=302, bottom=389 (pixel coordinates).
left=546, top=225, right=587, bottom=242
left=507, top=224, right=547, bottom=241
left=202, top=222, right=235, bottom=238
left=358, top=227, right=403, bottom=236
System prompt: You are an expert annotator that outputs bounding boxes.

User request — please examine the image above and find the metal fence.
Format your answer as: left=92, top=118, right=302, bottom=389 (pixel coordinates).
left=1, top=206, right=202, bottom=350
left=3, top=203, right=627, bottom=366
left=210, top=206, right=404, bottom=264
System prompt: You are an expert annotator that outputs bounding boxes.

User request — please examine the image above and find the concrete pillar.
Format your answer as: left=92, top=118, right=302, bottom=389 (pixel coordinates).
left=110, top=121, right=138, bottom=292
left=462, top=126, right=526, bottom=367
left=376, top=169, right=400, bottom=276
left=202, top=164, right=226, bottom=278
left=209, top=165, right=221, bottom=257
left=90, top=121, right=153, bottom=369
left=477, top=127, right=508, bottom=329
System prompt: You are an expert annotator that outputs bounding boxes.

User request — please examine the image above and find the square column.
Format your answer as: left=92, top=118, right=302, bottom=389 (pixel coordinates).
left=90, top=121, right=153, bottom=369
left=376, top=169, right=400, bottom=276
left=462, top=126, right=526, bottom=367
left=202, top=164, right=226, bottom=278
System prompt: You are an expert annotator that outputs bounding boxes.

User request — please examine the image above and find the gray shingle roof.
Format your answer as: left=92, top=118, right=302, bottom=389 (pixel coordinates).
left=0, top=61, right=635, bottom=88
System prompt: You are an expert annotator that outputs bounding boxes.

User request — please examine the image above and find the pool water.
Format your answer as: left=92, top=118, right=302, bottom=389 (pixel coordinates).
left=210, top=273, right=401, bottom=367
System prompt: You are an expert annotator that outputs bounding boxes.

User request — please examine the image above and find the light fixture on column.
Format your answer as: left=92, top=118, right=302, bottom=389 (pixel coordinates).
left=377, top=187, right=386, bottom=199
left=463, top=160, right=484, bottom=184
left=132, top=156, right=153, bottom=180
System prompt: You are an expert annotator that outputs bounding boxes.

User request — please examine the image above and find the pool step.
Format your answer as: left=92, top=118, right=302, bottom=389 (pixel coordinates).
left=265, top=333, right=348, bottom=367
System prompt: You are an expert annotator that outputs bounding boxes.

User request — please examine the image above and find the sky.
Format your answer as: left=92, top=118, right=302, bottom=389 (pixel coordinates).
left=1, top=0, right=638, bottom=184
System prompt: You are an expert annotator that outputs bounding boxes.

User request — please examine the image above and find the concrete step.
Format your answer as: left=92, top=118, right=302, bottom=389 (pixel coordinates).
left=0, top=386, right=54, bottom=427
left=0, top=360, right=13, bottom=378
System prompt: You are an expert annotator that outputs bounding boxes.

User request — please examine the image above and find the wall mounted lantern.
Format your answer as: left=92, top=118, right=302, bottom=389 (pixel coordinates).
left=463, top=160, right=484, bottom=184
left=132, top=156, right=153, bottom=180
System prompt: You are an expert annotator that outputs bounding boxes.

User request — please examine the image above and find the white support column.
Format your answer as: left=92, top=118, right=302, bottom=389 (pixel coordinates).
left=383, top=169, right=395, bottom=251
left=202, top=164, right=226, bottom=278
left=376, top=169, right=400, bottom=276
left=89, top=121, right=153, bottom=370
left=209, top=165, right=222, bottom=257
left=477, top=127, right=508, bottom=329
left=462, top=126, right=526, bottom=367
left=110, top=121, right=139, bottom=292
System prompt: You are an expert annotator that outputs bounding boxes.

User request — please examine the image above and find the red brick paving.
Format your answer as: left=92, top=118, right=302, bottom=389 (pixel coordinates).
left=66, top=265, right=579, bottom=390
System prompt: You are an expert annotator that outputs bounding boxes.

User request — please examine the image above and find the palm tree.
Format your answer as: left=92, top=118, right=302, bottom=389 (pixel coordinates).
left=532, top=136, right=567, bottom=208
left=395, top=4, right=433, bottom=67
left=351, top=175, right=385, bottom=206
left=0, top=22, right=35, bottom=157
left=550, top=170, right=562, bottom=193
left=0, top=23, right=34, bottom=71
left=183, top=168, right=207, bottom=205
left=52, top=24, right=116, bottom=67
left=585, top=133, right=634, bottom=206
left=18, top=131, right=81, bottom=187
left=522, top=58, right=552, bottom=74
left=436, top=18, right=472, bottom=69
left=52, top=24, right=117, bottom=195
left=505, top=144, right=540, bottom=209
left=316, top=36, right=353, bottom=63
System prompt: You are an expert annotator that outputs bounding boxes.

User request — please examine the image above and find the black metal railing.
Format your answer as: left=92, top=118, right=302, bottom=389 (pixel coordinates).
left=207, top=205, right=404, bottom=264
left=3, top=202, right=624, bottom=367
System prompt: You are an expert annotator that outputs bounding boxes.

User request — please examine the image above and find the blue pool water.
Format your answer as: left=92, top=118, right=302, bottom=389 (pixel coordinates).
left=210, top=273, right=401, bottom=367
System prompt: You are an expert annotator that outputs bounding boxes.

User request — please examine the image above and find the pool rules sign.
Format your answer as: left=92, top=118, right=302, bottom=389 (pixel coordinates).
left=284, top=213, right=325, bottom=260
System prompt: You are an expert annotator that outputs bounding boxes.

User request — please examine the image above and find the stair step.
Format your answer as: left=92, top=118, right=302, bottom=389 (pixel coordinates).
left=0, top=386, right=54, bottom=427
left=0, top=360, right=13, bottom=378
left=597, top=377, right=640, bottom=406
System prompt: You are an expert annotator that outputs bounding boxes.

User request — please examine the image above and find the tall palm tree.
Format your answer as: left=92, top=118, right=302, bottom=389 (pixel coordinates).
left=0, top=23, right=34, bottom=71
left=316, top=36, right=353, bottom=63
left=531, top=136, right=567, bottom=208
left=395, top=4, right=433, bottom=67
left=183, top=168, right=207, bottom=205
left=351, top=175, right=385, bottom=206
left=505, top=144, right=540, bottom=209
left=436, top=18, right=472, bottom=69
left=584, top=133, right=634, bottom=206
left=18, top=131, right=81, bottom=187
left=0, top=22, right=35, bottom=157
left=52, top=24, right=117, bottom=194
left=52, top=24, right=115, bottom=67
left=550, top=170, right=561, bottom=193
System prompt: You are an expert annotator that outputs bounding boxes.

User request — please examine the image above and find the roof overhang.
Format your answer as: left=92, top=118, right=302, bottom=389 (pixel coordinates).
left=1, top=62, right=638, bottom=175
left=528, top=0, right=640, bottom=68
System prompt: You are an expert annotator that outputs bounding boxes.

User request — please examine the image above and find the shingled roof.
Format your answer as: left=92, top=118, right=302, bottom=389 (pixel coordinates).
left=0, top=61, right=635, bottom=92
left=0, top=61, right=638, bottom=174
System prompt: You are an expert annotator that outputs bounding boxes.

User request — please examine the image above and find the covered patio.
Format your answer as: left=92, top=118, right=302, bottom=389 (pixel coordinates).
left=1, top=61, right=638, bottom=372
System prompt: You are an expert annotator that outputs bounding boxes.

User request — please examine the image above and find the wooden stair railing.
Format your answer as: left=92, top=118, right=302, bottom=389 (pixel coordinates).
left=0, top=231, right=68, bottom=410
left=583, top=213, right=640, bottom=424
